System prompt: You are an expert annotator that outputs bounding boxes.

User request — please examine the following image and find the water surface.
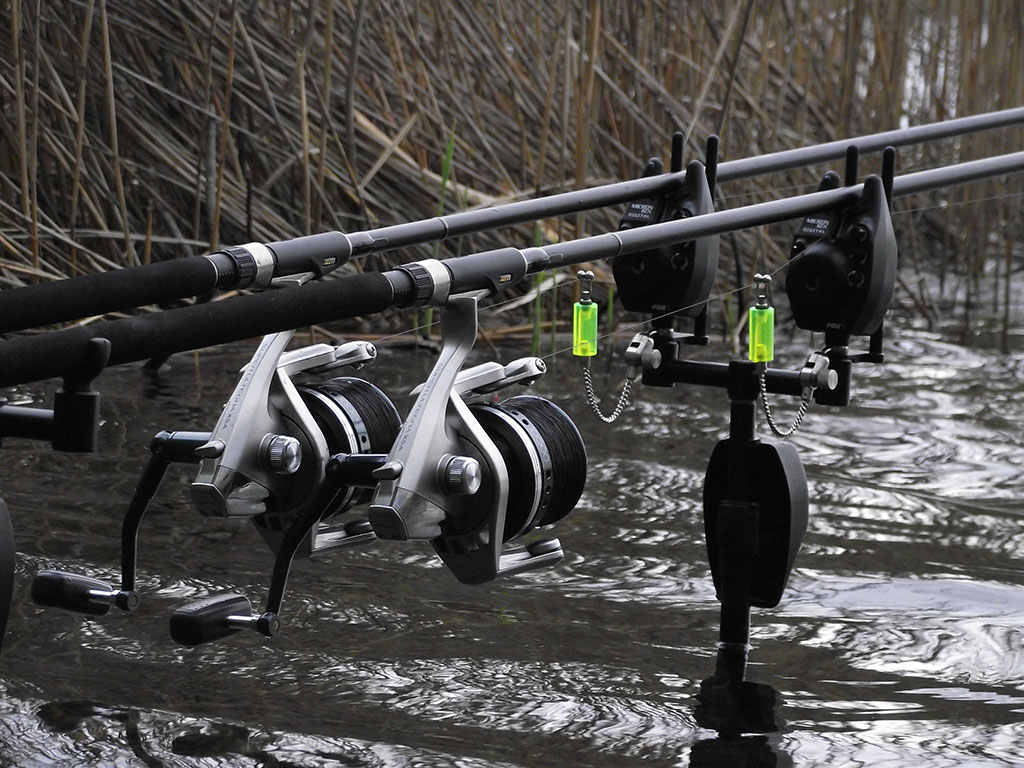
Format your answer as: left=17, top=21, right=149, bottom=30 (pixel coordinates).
left=0, top=326, right=1022, bottom=766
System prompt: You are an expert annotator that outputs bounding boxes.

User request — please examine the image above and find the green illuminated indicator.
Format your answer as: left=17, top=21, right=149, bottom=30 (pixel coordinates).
left=748, top=305, right=775, bottom=362
left=573, top=301, right=598, bottom=357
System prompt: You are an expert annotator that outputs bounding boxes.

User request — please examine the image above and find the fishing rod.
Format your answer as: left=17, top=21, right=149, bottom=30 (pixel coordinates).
left=0, top=149, right=1019, bottom=391
left=1, top=106, right=1022, bottom=334
left=17, top=143, right=1023, bottom=649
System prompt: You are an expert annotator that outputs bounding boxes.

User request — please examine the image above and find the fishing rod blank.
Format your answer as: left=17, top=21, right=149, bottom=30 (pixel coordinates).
left=0, top=150, right=1020, bottom=389
left=526, top=150, right=1024, bottom=273
left=1, top=108, right=1022, bottom=334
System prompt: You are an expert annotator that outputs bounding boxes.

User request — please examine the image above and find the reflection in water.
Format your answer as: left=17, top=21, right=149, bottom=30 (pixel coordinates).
left=690, top=645, right=792, bottom=767
left=37, top=701, right=164, bottom=768
left=0, top=330, right=1022, bottom=765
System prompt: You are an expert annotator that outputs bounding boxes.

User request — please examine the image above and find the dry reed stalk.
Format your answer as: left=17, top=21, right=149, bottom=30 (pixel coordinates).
left=97, top=0, right=136, bottom=265
left=0, top=1, right=1020, bottom=337
left=210, top=3, right=238, bottom=250
left=346, top=0, right=368, bottom=181
left=9, top=1, right=28, bottom=222
left=573, top=0, right=601, bottom=238
left=68, top=0, right=97, bottom=276
left=27, top=0, right=41, bottom=278
left=312, top=0, right=335, bottom=233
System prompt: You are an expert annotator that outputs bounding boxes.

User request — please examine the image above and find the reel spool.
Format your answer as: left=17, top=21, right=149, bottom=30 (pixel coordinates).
left=250, top=376, right=402, bottom=555
left=461, top=395, right=587, bottom=542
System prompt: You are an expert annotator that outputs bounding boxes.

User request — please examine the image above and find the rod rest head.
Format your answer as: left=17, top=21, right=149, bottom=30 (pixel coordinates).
left=51, top=338, right=111, bottom=453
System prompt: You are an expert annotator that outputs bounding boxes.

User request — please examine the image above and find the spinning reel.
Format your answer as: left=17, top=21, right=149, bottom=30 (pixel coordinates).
left=32, top=331, right=401, bottom=639
left=189, top=331, right=401, bottom=553
left=369, top=289, right=587, bottom=585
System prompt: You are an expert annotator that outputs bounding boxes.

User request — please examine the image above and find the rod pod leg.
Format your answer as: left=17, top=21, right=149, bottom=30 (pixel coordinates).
left=702, top=362, right=809, bottom=646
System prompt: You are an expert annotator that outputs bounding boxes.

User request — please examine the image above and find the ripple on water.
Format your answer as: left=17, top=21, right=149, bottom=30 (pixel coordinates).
left=782, top=575, right=1024, bottom=687
left=3, top=333, right=1024, bottom=766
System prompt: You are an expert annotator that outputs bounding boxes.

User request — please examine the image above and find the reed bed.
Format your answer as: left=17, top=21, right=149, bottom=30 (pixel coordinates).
left=1, top=1, right=1022, bottom=342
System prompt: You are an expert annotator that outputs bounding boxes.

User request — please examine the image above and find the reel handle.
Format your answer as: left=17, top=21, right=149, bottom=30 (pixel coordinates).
left=169, top=594, right=278, bottom=646
left=31, top=431, right=208, bottom=621
left=31, top=570, right=139, bottom=616
left=170, top=454, right=381, bottom=646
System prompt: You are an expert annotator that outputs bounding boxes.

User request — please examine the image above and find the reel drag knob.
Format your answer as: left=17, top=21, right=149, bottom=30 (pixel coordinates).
left=440, top=454, right=482, bottom=496
left=261, top=433, right=302, bottom=474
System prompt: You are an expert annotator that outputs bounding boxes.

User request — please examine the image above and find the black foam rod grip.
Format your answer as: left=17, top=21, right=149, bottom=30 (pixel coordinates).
left=267, top=231, right=353, bottom=277
left=0, top=272, right=397, bottom=388
left=0, top=257, right=221, bottom=334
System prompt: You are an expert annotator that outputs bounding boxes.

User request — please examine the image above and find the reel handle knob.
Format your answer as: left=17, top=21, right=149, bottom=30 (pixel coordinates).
left=170, top=594, right=280, bottom=646
left=31, top=570, right=137, bottom=616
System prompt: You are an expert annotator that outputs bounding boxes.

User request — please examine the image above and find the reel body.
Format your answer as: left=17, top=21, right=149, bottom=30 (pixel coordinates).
left=370, top=292, right=587, bottom=584
left=191, top=332, right=400, bottom=557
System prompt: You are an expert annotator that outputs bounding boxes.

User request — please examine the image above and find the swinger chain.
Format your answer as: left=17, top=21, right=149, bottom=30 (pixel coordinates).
left=749, top=273, right=812, bottom=438
left=572, top=270, right=827, bottom=431
left=582, top=364, right=633, bottom=423
left=759, top=371, right=810, bottom=437
left=577, top=270, right=638, bottom=428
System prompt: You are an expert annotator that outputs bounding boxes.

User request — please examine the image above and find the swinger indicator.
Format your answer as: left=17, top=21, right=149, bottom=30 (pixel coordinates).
left=748, top=274, right=775, bottom=364
left=573, top=270, right=598, bottom=357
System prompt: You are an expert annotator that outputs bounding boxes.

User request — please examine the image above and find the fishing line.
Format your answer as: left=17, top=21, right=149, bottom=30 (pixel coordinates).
left=892, top=188, right=1024, bottom=216
left=355, top=182, right=1024, bottom=357
left=360, top=235, right=816, bottom=369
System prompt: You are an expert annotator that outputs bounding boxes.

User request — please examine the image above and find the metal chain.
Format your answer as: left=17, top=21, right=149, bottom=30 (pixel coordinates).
left=582, top=363, right=633, bottom=423
left=759, top=369, right=809, bottom=437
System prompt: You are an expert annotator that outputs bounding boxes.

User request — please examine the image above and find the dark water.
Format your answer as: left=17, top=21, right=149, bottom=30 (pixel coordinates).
left=0, top=326, right=1022, bottom=767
